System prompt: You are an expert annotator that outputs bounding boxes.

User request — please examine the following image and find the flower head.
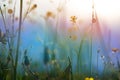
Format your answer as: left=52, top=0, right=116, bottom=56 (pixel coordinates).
left=89, top=77, right=94, bottom=80
left=85, top=77, right=89, bottom=80
left=70, top=16, right=77, bottom=23
left=29, top=4, right=37, bottom=12
left=46, top=11, right=52, bottom=17
left=8, top=9, right=13, bottom=14
left=46, top=11, right=55, bottom=19
left=85, top=77, right=94, bottom=80
left=33, top=4, right=37, bottom=8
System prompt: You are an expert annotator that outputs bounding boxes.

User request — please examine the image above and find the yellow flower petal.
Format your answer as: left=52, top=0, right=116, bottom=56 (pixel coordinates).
left=85, top=77, right=89, bottom=80
left=70, top=16, right=77, bottom=23
left=89, top=77, right=94, bottom=80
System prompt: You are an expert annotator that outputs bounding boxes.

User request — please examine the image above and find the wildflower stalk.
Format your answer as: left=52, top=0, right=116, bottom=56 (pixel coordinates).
left=97, top=51, right=99, bottom=75
left=0, top=6, right=10, bottom=48
left=8, top=2, right=17, bottom=69
left=22, top=0, right=32, bottom=22
left=102, top=61, right=107, bottom=76
left=54, top=0, right=62, bottom=43
left=0, top=5, right=16, bottom=80
left=90, top=24, right=93, bottom=76
left=0, top=5, right=15, bottom=68
left=11, top=1, right=17, bottom=46
left=78, top=39, right=83, bottom=73
left=89, top=0, right=95, bottom=76
left=78, top=30, right=88, bottom=74
left=68, top=57, right=73, bottom=80
left=14, top=0, right=23, bottom=80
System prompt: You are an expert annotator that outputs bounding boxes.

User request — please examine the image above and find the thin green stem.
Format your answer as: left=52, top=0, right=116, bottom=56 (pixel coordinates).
left=90, top=26, right=93, bottom=76
left=11, top=1, right=17, bottom=43
left=14, top=0, right=23, bottom=80
left=78, top=31, right=88, bottom=74
left=22, top=0, right=32, bottom=22
left=97, top=51, right=99, bottom=75
left=0, top=6, right=15, bottom=67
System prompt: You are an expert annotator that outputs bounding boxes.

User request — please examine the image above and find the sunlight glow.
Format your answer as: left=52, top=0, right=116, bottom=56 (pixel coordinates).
left=94, top=0, right=120, bottom=21
left=66, top=0, right=120, bottom=25
left=1, top=0, right=119, bottom=29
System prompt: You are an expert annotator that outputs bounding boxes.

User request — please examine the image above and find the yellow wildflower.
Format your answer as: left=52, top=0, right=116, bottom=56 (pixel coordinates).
left=89, top=77, right=94, bottom=80
left=70, top=16, right=77, bottom=23
left=85, top=77, right=89, bottom=80
left=85, top=77, right=94, bottom=80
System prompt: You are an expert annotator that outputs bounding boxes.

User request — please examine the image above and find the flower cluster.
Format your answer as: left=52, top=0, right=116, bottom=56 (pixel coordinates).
left=85, top=77, right=94, bottom=80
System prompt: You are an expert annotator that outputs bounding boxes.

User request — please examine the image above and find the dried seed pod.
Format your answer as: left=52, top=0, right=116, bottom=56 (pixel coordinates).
left=8, top=9, right=13, bottom=14
left=46, top=11, right=53, bottom=18
left=29, top=4, right=37, bottom=12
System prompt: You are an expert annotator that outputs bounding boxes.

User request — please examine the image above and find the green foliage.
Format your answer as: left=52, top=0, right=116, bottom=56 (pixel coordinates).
left=43, top=46, right=50, bottom=65
left=0, top=29, right=7, bottom=45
